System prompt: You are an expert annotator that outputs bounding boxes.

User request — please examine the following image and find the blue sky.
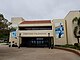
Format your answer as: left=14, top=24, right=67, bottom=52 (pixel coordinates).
left=0, top=0, right=80, bottom=21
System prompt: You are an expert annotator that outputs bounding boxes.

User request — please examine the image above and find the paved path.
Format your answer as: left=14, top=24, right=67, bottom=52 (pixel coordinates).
left=0, top=45, right=80, bottom=60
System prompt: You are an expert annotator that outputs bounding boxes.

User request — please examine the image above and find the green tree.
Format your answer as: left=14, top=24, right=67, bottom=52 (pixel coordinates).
left=0, top=14, right=11, bottom=42
left=72, top=17, right=80, bottom=43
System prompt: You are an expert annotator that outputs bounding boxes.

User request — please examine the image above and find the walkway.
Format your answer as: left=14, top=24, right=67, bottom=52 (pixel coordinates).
left=0, top=45, right=80, bottom=60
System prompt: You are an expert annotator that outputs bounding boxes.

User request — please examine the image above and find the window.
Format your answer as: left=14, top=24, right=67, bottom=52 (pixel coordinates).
left=19, top=26, right=52, bottom=30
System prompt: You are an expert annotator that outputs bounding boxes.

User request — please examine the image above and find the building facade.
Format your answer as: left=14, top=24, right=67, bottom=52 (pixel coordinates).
left=9, top=11, right=80, bottom=48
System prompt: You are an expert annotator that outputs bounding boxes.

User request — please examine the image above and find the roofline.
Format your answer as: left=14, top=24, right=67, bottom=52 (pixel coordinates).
left=64, top=10, right=80, bottom=19
left=20, top=20, right=51, bottom=24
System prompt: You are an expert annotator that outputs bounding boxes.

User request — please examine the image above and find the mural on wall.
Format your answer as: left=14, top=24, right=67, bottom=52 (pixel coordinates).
left=11, top=31, right=17, bottom=38
left=55, top=22, right=64, bottom=38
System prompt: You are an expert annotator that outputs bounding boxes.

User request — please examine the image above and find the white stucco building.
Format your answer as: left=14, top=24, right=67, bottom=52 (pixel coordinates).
left=9, top=10, right=80, bottom=48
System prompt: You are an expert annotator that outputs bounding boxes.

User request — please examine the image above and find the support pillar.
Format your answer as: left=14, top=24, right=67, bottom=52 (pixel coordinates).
left=18, top=33, right=21, bottom=48
left=51, top=37, right=54, bottom=49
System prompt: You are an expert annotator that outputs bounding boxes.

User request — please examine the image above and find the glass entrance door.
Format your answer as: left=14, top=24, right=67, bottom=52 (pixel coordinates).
left=21, top=37, right=51, bottom=47
left=30, top=38, right=50, bottom=47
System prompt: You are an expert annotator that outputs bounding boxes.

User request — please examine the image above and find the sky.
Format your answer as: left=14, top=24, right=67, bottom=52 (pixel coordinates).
left=0, top=0, right=80, bottom=21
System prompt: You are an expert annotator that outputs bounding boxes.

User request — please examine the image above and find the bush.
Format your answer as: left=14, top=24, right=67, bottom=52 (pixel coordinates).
left=74, top=43, right=79, bottom=47
left=55, top=44, right=80, bottom=50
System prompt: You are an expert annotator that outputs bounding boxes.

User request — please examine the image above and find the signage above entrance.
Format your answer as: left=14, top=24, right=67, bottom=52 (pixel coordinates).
left=23, top=33, right=47, bottom=35
left=19, top=30, right=53, bottom=37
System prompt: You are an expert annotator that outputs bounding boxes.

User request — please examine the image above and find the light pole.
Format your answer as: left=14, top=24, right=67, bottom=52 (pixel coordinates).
left=48, top=33, right=51, bottom=49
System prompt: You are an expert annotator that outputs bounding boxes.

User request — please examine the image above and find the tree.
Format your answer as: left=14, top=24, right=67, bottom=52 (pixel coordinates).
left=72, top=17, right=80, bottom=43
left=0, top=14, right=11, bottom=42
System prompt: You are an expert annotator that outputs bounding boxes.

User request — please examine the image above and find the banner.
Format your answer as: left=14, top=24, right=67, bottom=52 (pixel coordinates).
left=11, top=31, right=17, bottom=38
left=55, top=22, right=64, bottom=38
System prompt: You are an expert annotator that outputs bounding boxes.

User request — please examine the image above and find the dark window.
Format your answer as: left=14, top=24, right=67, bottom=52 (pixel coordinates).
left=19, top=26, right=52, bottom=30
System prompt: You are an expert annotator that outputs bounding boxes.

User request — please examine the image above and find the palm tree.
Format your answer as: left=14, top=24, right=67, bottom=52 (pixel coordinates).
left=72, top=17, right=80, bottom=43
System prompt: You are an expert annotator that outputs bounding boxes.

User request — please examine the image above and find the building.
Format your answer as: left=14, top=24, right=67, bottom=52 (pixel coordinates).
left=9, top=10, right=80, bottom=48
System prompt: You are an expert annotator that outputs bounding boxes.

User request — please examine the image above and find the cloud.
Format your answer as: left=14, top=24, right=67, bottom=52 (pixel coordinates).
left=0, top=0, right=80, bottom=21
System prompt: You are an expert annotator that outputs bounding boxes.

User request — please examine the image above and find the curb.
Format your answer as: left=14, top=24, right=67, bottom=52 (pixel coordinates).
left=54, top=47, right=80, bottom=56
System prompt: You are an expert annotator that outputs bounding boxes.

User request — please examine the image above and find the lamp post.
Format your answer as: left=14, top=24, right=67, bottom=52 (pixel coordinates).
left=48, top=33, right=51, bottom=49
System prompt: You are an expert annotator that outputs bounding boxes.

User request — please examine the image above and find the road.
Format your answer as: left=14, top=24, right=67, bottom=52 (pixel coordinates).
left=0, top=45, right=80, bottom=60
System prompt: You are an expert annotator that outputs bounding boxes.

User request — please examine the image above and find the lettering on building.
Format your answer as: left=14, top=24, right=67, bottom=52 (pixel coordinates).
left=23, top=33, right=47, bottom=35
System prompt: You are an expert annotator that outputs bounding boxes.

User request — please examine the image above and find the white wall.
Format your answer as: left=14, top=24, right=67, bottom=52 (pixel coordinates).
left=65, top=11, right=80, bottom=44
